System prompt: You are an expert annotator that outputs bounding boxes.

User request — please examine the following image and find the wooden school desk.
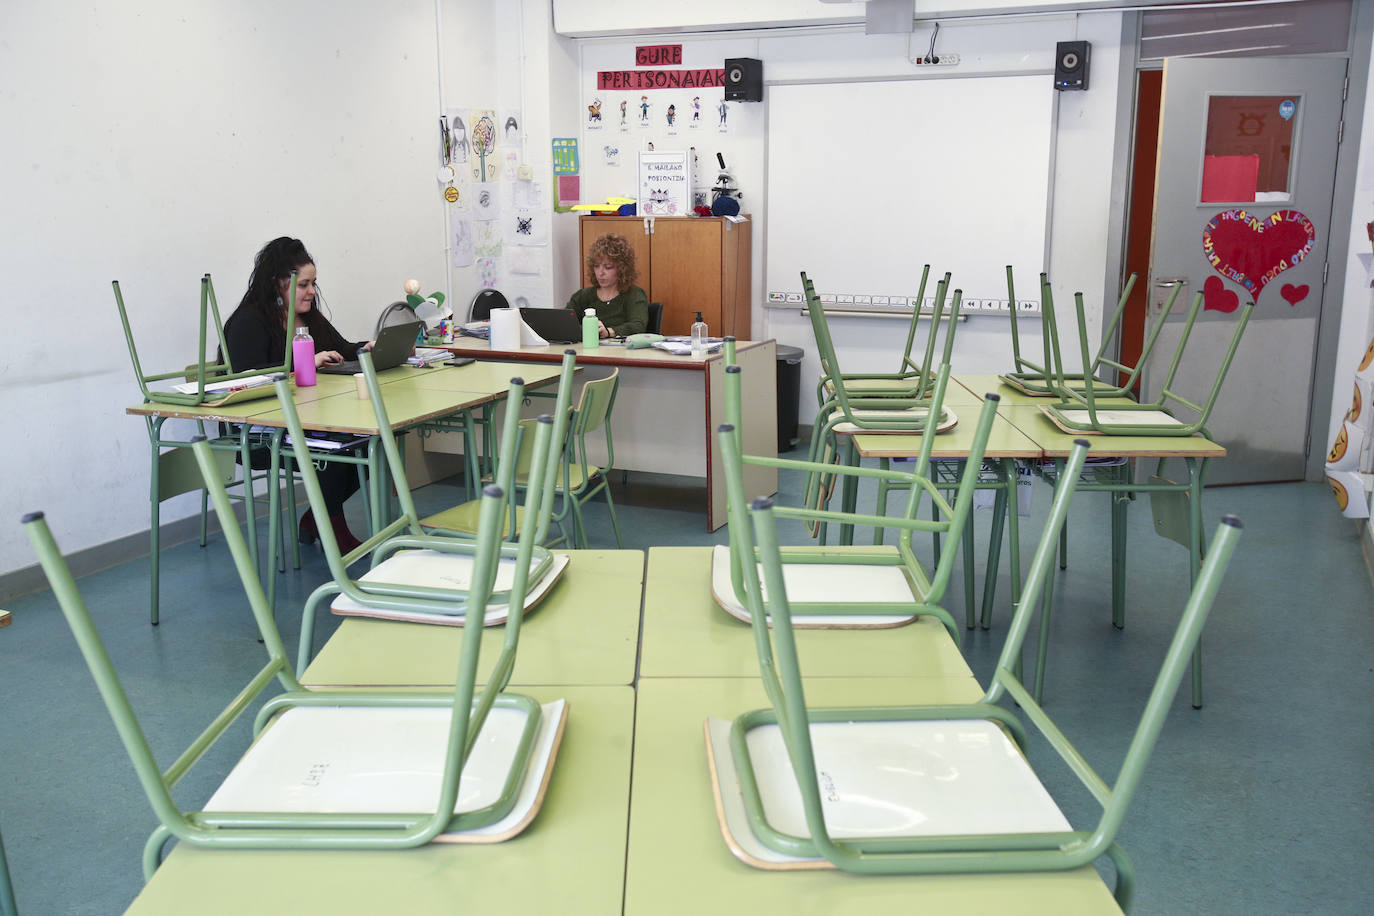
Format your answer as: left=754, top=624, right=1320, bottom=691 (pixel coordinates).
left=625, top=676, right=1122, bottom=915
left=443, top=337, right=779, bottom=530
left=301, top=549, right=645, bottom=688
left=999, top=403, right=1227, bottom=706
left=639, top=547, right=974, bottom=680
left=126, top=362, right=564, bottom=618
left=123, top=685, right=633, bottom=916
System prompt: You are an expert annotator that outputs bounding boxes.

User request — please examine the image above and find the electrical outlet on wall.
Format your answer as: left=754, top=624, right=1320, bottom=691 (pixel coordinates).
left=912, top=52, right=960, bottom=67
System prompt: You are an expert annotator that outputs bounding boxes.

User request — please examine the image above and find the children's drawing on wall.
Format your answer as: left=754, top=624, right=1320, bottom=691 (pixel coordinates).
left=475, top=221, right=502, bottom=259
left=507, top=248, right=543, bottom=278
left=604, top=143, right=621, bottom=167
left=587, top=98, right=603, bottom=131
left=469, top=109, right=498, bottom=181
left=666, top=102, right=679, bottom=136
left=502, top=110, right=521, bottom=145
left=446, top=111, right=469, bottom=164
left=512, top=179, right=545, bottom=210
left=1201, top=208, right=1315, bottom=308
left=449, top=213, right=474, bottom=268
left=718, top=98, right=729, bottom=132
left=619, top=98, right=629, bottom=130
left=509, top=208, right=547, bottom=247
left=477, top=257, right=498, bottom=289
left=689, top=96, right=702, bottom=130
left=639, top=95, right=651, bottom=125
left=473, top=182, right=501, bottom=221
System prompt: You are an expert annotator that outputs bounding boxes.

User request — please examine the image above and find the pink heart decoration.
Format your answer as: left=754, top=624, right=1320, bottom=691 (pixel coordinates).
left=1202, top=276, right=1240, bottom=314
left=1202, top=209, right=1316, bottom=299
left=1280, top=283, right=1309, bottom=306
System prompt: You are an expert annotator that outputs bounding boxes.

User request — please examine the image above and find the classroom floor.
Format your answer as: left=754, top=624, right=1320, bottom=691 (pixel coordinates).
left=2, top=446, right=1371, bottom=915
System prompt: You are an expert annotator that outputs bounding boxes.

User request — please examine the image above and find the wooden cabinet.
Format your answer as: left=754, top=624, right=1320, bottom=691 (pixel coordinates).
left=578, top=215, right=751, bottom=337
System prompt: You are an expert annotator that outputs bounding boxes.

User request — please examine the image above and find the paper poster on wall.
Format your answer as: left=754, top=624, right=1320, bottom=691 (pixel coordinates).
left=603, top=142, right=622, bottom=167
left=586, top=97, right=605, bottom=131
left=469, top=109, right=499, bottom=181
left=717, top=98, right=729, bottom=132
left=473, top=183, right=501, bottom=221
left=513, top=179, right=546, bottom=210
left=509, top=208, right=547, bottom=247
left=638, top=95, right=652, bottom=126
left=504, top=279, right=545, bottom=310
left=450, top=213, right=474, bottom=268
left=665, top=100, right=680, bottom=135
left=618, top=98, right=630, bottom=132
left=638, top=150, right=692, bottom=216
left=1201, top=208, right=1315, bottom=302
left=552, top=138, right=580, bottom=174
left=501, top=109, right=521, bottom=146
left=475, top=220, right=503, bottom=258
left=689, top=95, right=704, bottom=129
left=557, top=174, right=580, bottom=205
left=445, top=109, right=470, bottom=164
left=507, top=248, right=544, bottom=277
left=478, top=257, right=499, bottom=289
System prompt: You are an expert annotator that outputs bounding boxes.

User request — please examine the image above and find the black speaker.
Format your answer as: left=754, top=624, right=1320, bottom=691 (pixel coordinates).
left=724, top=57, right=763, bottom=102
left=1054, top=41, right=1090, bottom=91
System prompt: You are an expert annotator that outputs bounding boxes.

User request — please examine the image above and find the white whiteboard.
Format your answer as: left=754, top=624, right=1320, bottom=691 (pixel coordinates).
left=765, top=75, right=1054, bottom=307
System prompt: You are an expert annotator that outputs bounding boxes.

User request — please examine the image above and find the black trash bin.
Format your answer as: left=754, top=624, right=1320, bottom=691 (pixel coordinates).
left=775, top=344, right=804, bottom=453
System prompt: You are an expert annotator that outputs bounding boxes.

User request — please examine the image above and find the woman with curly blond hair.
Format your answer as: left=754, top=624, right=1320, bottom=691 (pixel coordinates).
left=565, top=233, right=649, bottom=338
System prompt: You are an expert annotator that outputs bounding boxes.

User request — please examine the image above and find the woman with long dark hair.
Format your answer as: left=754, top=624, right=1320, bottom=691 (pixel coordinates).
left=223, top=237, right=368, bottom=551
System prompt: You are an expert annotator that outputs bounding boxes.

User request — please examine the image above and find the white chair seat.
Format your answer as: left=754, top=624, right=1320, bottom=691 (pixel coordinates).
left=330, top=550, right=570, bottom=626
left=830, top=407, right=958, bottom=436
left=705, top=715, right=1070, bottom=869
left=709, top=545, right=916, bottom=628
left=1047, top=407, right=1182, bottom=429
left=207, top=700, right=567, bottom=844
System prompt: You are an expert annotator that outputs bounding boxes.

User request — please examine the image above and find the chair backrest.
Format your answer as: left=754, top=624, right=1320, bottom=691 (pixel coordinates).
left=21, top=446, right=526, bottom=856
left=375, top=300, right=420, bottom=338
left=114, top=273, right=297, bottom=406
left=645, top=301, right=664, bottom=334
left=565, top=369, right=620, bottom=480
left=469, top=289, right=509, bottom=322
left=734, top=439, right=1243, bottom=881
left=718, top=358, right=998, bottom=640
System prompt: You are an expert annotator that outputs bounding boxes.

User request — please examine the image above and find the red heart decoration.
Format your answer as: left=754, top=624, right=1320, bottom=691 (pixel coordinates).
left=1280, top=283, right=1309, bottom=306
left=1202, top=275, right=1240, bottom=314
left=1202, top=209, right=1316, bottom=299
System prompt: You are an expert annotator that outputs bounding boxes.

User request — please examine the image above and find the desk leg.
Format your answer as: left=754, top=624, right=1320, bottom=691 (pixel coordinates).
left=1032, top=458, right=1066, bottom=702
left=147, top=417, right=164, bottom=626
left=961, top=482, right=976, bottom=629
left=1111, top=482, right=1129, bottom=630
left=1188, top=456, right=1206, bottom=708
left=839, top=437, right=858, bottom=546
left=266, top=430, right=284, bottom=612
left=980, top=458, right=1020, bottom=630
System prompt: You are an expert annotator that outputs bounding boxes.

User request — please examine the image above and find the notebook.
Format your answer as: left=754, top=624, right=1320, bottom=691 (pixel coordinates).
left=518, top=307, right=583, bottom=345
left=318, top=320, right=422, bottom=375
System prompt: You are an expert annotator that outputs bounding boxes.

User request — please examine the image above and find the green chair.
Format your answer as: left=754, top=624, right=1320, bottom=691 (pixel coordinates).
left=812, top=265, right=948, bottom=402
left=115, top=273, right=302, bottom=624
left=293, top=350, right=576, bottom=672
left=0, top=824, right=13, bottom=916
left=707, top=437, right=1243, bottom=912
left=715, top=358, right=999, bottom=642
left=22, top=430, right=565, bottom=880
left=1040, top=287, right=1255, bottom=437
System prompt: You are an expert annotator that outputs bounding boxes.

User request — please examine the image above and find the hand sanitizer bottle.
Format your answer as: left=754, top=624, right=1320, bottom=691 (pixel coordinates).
left=293, top=326, right=316, bottom=387
left=582, top=307, right=601, bottom=349
left=690, top=310, right=707, bottom=358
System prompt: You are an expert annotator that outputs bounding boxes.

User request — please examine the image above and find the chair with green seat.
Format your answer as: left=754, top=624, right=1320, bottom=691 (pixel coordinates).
left=292, top=349, right=576, bottom=671
left=115, top=273, right=302, bottom=624
left=1002, top=268, right=1177, bottom=400
left=554, top=369, right=624, bottom=549
left=714, top=357, right=998, bottom=642
left=22, top=432, right=566, bottom=881
left=811, top=265, right=950, bottom=403
left=1041, top=287, right=1255, bottom=437
left=706, top=437, right=1243, bottom=912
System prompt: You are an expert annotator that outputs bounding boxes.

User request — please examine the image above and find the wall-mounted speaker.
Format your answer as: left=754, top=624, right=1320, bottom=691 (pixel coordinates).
left=724, top=57, right=763, bottom=102
left=1054, top=41, right=1090, bottom=92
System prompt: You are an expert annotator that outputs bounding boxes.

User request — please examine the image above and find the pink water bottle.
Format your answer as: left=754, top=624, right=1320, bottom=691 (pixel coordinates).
left=293, top=326, right=317, bottom=387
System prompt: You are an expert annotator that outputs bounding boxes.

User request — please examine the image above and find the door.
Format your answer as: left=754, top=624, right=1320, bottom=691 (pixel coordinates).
left=1146, top=56, right=1347, bottom=484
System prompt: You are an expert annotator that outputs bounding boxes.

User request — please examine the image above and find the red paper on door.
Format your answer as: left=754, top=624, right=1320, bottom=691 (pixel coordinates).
left=1201, top=155, right=1259, bottom=203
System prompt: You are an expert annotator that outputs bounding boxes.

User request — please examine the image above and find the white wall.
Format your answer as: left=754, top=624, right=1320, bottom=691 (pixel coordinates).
left=569, top=13, right=1123, bottom=421
left=0, top=0, right=531, bottom=580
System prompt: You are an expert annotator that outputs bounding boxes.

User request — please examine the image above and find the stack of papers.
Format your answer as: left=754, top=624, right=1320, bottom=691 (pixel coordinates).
left=407, top=347, right=452, bottom=367
left=172, top=374, right=274, bottom=395
left=652, top=336, right=724, bottom=356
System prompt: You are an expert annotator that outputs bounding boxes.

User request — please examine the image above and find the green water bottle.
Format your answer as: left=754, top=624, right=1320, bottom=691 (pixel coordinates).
left=582, top=308, right=600, bottom=349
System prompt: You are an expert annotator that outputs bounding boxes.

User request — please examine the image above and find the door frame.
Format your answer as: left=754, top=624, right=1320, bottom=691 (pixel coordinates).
left=1107, top=3, right=1374, bottom=481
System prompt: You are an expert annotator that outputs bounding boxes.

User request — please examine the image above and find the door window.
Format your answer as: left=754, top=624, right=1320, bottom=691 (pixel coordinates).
left=1200, top=94, right=1298, bottom=203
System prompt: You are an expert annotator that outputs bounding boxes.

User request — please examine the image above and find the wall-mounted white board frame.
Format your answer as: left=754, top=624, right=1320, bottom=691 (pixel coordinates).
left=764, top=74, right=1055, bottom=310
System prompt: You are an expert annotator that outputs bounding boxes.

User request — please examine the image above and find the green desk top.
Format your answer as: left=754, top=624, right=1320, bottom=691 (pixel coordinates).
left=640, top=547, right=973, bottom=680
left=852, top=412, right=1042, bottom=460
left=389, top=360, right=565, bottom=393
left=625, top=677, right=1121, bottom=915
left=125, top=684, right=633, bottom=916
left=1002, top=406, right=1227, bottom=459
left=302, top=550, right=645, bottom=687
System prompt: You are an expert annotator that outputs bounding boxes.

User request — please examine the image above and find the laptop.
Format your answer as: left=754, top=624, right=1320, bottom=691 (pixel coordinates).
left=318, top=320, right=422, bottom=375
left=518, top=307, right=583, bottom=344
